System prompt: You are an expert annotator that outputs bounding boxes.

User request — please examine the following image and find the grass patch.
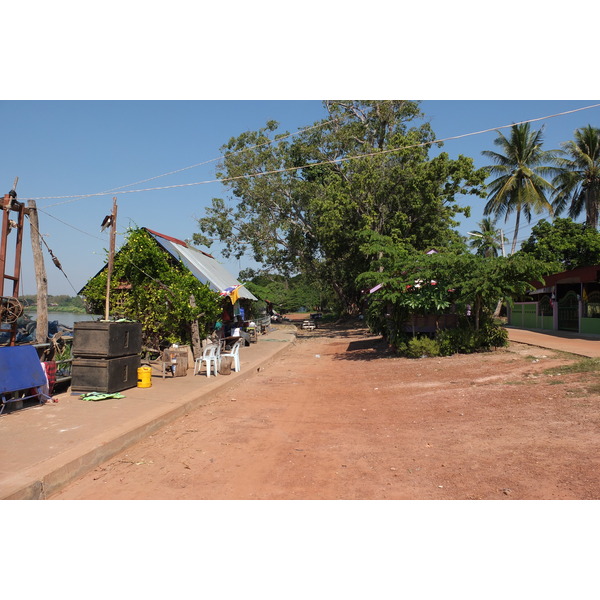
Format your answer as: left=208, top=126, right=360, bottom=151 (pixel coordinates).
left=544, top=357, right=600, bottom=376
left=583, top=383, right=600, bottom=395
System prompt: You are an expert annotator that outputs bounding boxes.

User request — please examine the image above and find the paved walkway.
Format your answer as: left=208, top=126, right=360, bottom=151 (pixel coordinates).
left=0, top=325, right=297, bottom=500
left=2, top=324, right=599, bottom=500
left=506, top=327, right=600, bottom=358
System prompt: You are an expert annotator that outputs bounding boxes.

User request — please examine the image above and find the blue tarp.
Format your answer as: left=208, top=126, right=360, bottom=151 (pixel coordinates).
left=0, top=346, right=47, bottom=394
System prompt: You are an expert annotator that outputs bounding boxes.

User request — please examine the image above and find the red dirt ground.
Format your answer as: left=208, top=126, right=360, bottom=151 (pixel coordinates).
left=50, top=319, right=600, bottom=500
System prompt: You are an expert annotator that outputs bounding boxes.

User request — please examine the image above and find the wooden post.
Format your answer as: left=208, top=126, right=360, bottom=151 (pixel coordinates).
left=189, top=294, right=202, bottom=359
left=105, top=197, right=118, bottom=321
left=27, top=199, right=49, bottom=344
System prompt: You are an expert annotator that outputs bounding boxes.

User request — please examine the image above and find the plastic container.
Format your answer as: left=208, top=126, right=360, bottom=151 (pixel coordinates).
left=137, top=365, right=152, bottom=388
left=71, top=355, right=140, bottom=393
left=73, top=321, right=142, bottom=358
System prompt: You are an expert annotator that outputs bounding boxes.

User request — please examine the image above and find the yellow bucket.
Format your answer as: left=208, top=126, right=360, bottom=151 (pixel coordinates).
left=137, top=365, right=152, bottom=388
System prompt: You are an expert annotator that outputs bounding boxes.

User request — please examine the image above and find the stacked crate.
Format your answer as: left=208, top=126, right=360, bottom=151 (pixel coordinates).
left=71, top=321, right=142, bottom=393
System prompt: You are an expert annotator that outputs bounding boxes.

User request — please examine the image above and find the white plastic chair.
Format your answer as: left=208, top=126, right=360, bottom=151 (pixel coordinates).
left=220, top=339, right=242, bottom=372
left=194, top=344, right=220, bottom=377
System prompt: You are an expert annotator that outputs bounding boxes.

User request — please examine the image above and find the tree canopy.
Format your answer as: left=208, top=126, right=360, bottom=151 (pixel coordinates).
left=552, top=125, right=600, bottom=228
left=482, top=123, right=558, bottom=254
left=195, top=101, right=488, bottom=314
left=518, top=217, right=600, bottom=271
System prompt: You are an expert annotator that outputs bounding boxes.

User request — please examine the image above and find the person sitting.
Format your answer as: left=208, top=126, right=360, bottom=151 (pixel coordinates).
left=232, top=315, right=251, bottom=346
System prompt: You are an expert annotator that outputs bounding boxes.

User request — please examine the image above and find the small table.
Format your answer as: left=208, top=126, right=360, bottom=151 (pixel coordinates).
left=222, top=336, right=241, bottom=350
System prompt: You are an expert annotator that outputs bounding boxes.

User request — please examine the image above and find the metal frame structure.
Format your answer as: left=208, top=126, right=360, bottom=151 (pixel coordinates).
left=0, top=190, right=28, bottom=346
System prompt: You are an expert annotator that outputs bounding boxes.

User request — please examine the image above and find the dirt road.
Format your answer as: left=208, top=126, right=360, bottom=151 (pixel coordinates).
left=50, top=321, right=600, bottom=499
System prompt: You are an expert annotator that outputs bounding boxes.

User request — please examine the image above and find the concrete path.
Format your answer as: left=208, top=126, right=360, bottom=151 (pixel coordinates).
left=0, top=326, right=297, bottom=500
left=507, top=327, right=600, bottom=358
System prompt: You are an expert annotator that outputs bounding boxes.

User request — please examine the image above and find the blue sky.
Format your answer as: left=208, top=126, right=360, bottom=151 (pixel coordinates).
left=1, top=99, right=599, bottom=295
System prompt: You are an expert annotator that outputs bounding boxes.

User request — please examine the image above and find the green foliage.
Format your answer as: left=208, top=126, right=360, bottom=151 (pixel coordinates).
left=243, top=272, right=333, bottom=313
left=435, top=327, right=480, bottom=355
left=394, top=320, right=508, bottom=358
left=360, top=242, right=546, bottom=353
left=552, top=125, right=600, bottom=228
left=404, top=336, right=441, bottom=358
left=468, top=217, right=504, bottom=257
left=518, top=217, right=600, bottom=271
left=482, top=122, right=558, bottom=253
left=476, top=321, right=509, bottom=349
left=80, top=227, right=222, bottom=348
left=195, top=100, right=487, bottom=315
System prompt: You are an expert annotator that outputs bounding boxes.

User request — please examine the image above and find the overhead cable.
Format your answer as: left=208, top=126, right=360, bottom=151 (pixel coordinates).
left=23, top=102, right=600, bottom=205
left=34, top=118, right=339, bottom=208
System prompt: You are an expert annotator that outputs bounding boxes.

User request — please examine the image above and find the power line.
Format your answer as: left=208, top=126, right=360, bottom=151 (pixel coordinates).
left=23, top=102, right=600, bottom=205
left=26, top=214, right=80, bottom=294
left=37, top=208, right=105, bottom=241
left=33, top=118, right=340, bottom=208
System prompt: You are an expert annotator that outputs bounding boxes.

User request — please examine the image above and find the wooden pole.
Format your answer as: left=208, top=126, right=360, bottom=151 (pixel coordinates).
left=27, top=199, right=49, bottom=344
left=105, top=197, right=118, bottom=321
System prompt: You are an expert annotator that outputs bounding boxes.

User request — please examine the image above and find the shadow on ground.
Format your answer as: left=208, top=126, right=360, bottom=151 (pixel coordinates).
left=288, top=318, right=396, bottom=361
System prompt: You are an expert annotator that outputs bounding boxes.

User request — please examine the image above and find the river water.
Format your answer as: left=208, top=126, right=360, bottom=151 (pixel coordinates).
left=24, top=311, right=102, bottom=329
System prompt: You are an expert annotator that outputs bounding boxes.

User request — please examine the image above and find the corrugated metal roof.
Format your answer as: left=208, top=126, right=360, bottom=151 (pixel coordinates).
left=145, top=228, right=258, bottom=301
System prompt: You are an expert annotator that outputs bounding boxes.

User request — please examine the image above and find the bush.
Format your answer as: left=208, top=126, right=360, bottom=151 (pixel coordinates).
left=476, top=322, right=509, bottom=349
left=436, top=328, right=479, bottom=355
left=404, top=336, right=441, bottom=358
left=393, top=323, right=508, bottom=358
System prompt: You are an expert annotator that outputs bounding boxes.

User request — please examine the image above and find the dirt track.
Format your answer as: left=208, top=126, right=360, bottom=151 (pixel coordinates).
left=50, top=320, right=600, bottom=500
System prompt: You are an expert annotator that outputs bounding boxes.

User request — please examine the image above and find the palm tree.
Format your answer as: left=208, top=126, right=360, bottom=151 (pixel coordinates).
left=482, top=123, right=557, bottom=254
left=552, top=125, right=600, bottom=228
left=468, top=217, right=503, bottom=258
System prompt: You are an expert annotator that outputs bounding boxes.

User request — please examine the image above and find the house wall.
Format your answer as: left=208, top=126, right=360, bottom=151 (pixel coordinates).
left=581, top=318, right=600, bottom=335
left=509, top=302, right=539, bottom=329
left=511, top=268, right=600, bottom=337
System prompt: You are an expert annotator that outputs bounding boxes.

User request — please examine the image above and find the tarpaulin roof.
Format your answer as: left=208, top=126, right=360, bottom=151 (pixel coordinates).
left=145, top=228, right=258, bottom=301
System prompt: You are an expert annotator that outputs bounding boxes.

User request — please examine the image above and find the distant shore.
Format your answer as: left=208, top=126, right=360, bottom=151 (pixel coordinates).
left=24, top=306, right=86, bottom=314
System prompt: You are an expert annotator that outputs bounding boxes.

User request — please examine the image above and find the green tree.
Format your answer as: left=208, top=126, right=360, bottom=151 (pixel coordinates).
left=243, top=273, right=332, bottom=313
left=359, top=240, right=548, bottom=339
left=80, top=227, right=222, bottom=349
left=468, top=217, right=504, bottom=258
left=195, top=100, right=487, bottom=315
left=518, top=217, right=600, bottom=271
left=552, top=125, right=600, bottom=228
left=482, top=123, right=558, bottom=254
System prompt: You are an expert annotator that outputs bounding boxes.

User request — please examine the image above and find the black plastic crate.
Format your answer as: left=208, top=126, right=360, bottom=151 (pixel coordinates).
left=73, top=321, right=142, bottom=358
left=71, top=355, right=140, bottom=393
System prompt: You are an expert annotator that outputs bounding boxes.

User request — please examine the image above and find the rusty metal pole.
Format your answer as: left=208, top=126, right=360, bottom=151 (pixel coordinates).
left=0, top=178, right=29, bottom=344
left=104, top=197, right=118, bottom=321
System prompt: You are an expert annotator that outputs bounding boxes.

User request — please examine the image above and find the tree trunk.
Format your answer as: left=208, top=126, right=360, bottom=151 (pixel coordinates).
left=27, top=200, right=48, bottom=344
left=331, top=282, right=360, bottom=316
left=189, top=294, right=202, bottom=359
left=510, top=209, right=521, bottom=254
left=493, top=298, right=503, bottom=318
left=474, top=295, right=482, bottom=330
left=586, top=186, right=599, bottom=229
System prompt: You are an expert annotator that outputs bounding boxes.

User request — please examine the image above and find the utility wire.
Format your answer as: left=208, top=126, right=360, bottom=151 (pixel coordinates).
left=36, top=208, right=106, bottom=241
left=34, top=118, right=339, bottom=208
left=23, top=103, right=600, bottom=205
left=26, top=214, right=80, bottom=294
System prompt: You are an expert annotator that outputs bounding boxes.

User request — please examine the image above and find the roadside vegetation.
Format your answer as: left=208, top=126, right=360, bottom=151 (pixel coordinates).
left=191, top=101, right=600, bottom=356
left=49, top=102, right=600, bottom=357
